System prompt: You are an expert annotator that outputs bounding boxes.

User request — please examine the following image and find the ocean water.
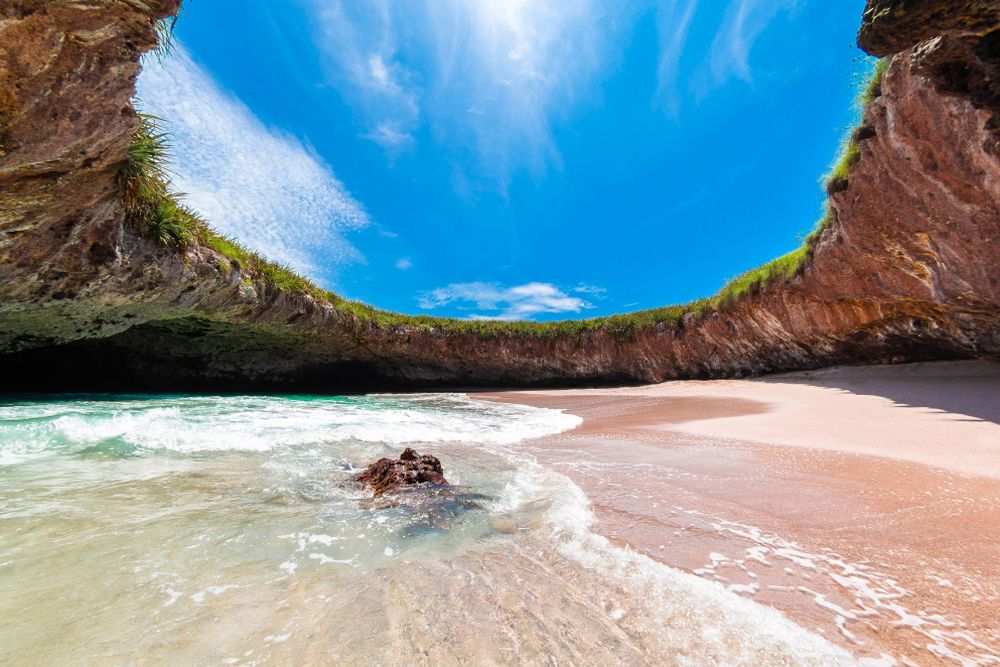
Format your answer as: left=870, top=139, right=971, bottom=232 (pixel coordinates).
left=0, top=394, right=856, bottom=665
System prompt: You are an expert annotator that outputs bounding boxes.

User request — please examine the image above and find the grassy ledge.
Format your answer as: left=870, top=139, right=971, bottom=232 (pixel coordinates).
left=710, top=56, right=889, bottom=311
left=118, top=88, right=704, bottom=338
left=118, top=111, right=334, bottom=297
left=121, top=15, right=888, bottom=339
left=826, top=57, right=889, bottom=195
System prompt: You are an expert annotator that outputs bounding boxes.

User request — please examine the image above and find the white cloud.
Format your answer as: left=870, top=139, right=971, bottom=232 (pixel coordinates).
left=418, top=281, right=595, bottom=320
left=308, top=0, right=801, bottom=181
left=313, top=1, right=420, bottom=152
left=310, top=0, right=635, bottom=187
left=137, top=44, right=369, bottom=281
left=656, top=0, right=800, bottom=107
left=395, top=257, right=412, bottom=270
left=368, top=54, right=391, bottom=86
left=311, top=0, right=802, bottom=181
left=655, top=0, right=699, bottom=111
left=366, top=122, right=414, bottom=148
left=571, top=284, right=607, bottom=296
left=707, top=0, right=796, bottom=85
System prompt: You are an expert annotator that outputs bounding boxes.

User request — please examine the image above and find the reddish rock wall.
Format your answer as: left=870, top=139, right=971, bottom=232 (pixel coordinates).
left=0, top=0, right=997, bottom=390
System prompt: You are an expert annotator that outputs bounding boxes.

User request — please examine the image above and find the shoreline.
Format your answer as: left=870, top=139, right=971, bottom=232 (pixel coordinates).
left=477, top=360, right=1000, bottom=665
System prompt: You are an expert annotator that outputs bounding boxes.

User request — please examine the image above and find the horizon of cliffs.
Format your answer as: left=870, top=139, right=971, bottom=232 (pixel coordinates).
left=0, top=0, right=998, bottom=392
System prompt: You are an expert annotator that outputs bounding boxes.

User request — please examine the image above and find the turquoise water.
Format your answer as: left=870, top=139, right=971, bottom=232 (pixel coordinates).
left=0, top=394, right=854, bottom=665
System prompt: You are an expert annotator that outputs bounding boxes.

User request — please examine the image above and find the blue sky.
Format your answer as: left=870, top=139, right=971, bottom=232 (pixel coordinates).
left=138, top=0, right=870, bottom=320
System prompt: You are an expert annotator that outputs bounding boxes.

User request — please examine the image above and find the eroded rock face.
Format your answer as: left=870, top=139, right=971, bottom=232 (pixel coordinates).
left=1, top=1, right=180, bottom=301
left=355, top=448, right=449, bottom=497
left=857, top=0, right=999, bottom=56
left=860, top=0, right=1000, bottom=158
left=0, top=0, right=997, bottom=390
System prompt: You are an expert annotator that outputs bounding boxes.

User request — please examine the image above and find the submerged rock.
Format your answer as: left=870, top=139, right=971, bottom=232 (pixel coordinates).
left=356, top=448, right=449, bottom=497
left=359, top=486, right=495, bottom=538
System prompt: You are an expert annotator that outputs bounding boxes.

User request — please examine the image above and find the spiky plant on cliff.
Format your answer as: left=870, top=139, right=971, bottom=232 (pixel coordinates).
left=117, top=112, right=200, bottom=249
left=118, top=112, right=170, bottom=207
left=144, top=199, right=199, bottom=248
left=117, top=109, right=350, bottom=296
left=152, top=10, right=180, bottom=61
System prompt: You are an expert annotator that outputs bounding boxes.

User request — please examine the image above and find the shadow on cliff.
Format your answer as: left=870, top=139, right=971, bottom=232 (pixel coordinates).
left=755, top=361, right=1000, bottom=427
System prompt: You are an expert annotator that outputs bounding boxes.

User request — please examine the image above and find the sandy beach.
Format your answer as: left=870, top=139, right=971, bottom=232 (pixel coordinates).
left=479, top=360, right=1000, bottom=666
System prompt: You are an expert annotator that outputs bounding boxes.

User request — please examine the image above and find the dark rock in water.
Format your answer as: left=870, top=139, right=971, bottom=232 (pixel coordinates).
left=356, top=448, right=449, bottom=497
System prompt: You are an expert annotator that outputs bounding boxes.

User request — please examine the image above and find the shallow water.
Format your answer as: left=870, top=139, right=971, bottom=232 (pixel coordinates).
left=0, top=394, right=856, bottom=665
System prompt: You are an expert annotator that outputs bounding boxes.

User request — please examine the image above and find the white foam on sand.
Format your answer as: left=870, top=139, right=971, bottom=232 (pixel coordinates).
left=492, top=458, right=859, bottom=666
left=693, top=513, right=1000, bottom=665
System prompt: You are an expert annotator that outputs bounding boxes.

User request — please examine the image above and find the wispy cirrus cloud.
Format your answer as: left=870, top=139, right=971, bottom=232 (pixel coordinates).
left=657, top=0, right=798, bottom=106
left=570, top=284, right=608, bottom=297
left=137, top=44, right=369, bottom=281
left=312, top=0, right=799, bottom=186
left=422, top=0, right=630, bottom=185
left=419, top=281, right=596, bottom=320
left=310, top=0, right=634, bottom=187
left=313, top=1, right=420, bottom=151
left=706, top=0, right=797, bottom=85
left=307, top=0, right=796, bottom=193
left=655, top=0, right=699, bottom=111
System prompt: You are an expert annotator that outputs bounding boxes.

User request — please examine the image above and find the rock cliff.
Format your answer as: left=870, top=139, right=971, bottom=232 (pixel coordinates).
left=0, top=0, right=997, bottom=391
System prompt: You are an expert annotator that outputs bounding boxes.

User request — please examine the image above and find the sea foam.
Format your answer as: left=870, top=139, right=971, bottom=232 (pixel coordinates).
left=0, top=394, right=580, bottom=462
left=1, top=393, right=858, bottom=664
left=492, top=455, right=859, bottom=666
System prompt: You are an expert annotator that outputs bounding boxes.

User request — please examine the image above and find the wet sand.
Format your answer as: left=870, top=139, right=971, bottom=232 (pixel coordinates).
left=478, top=361, right=1000, bottom=666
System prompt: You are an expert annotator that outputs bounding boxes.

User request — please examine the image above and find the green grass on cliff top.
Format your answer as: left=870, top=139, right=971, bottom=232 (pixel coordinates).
left=123, top=25, right=888, bottom=338
left=710, top=56, right=888, bottom=316
left=118, top=109, right=708, bottom=338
